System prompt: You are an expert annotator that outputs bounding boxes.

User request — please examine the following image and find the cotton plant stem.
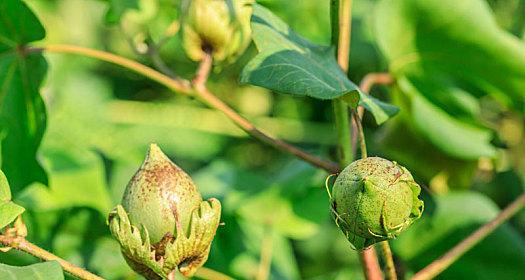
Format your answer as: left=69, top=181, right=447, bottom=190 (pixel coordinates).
left=0, top=235, right=105, bottom=280
left=333, top=99, right=354, bottom=166
left=330, top=1, right=383, bottom=280
left=351, top=110, right=367, bottom=159
left=31, top=44, right=192, bottom=94
left=380, top=241, right=397, bottom=280
left=30, top=44, right=339, bottom=174
left=411, top=193, right=525, bottom=280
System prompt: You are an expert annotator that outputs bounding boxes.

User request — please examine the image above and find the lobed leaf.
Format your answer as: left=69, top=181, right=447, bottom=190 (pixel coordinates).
left=0, top=0, right=48, bottom=193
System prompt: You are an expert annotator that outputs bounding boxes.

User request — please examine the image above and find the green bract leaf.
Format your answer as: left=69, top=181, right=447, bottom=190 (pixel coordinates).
left=0, top=262, right=64, bottom=280
left=0, top=0, right=48, bottom=193
left=393, top=192, right=525, bottom=279
left=0, top=170, right=25, bottom=229
left=241, top=4, right=397, bottom=124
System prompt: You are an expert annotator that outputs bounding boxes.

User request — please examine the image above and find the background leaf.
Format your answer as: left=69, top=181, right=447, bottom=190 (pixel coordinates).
left=373, top=0, right=525, bottom=158
left=0, top=261, right=63, bottom=280
left=0, top=0, right=48, bottom=193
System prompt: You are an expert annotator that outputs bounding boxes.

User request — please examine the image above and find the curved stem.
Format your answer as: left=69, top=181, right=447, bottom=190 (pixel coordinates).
left=380, top=241, right=397, bottom=280
left=31, top=44, right=339, bottom=173
left=29, top=44, right=192, bottom=95
left=0, top=235, right=104, bottom=280
left=411, top=193, right=525, bottom=280
left=194, top=86, right=339, bottom=173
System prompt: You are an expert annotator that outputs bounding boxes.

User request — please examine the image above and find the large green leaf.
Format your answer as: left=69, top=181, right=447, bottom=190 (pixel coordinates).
left=393, top=192, right=525, bottom=279
left=398, top=78, right=496, bottom=159
left=0, top=0, right=48, bottom=193
left=375, top=0, right=525, bottom=107
left=0, top=170, right=24, bottom=229
left=373, top=0, right=525, bottom=158
left=241, top=4, right=397, bottom=124
left=0, top=261, right=63, bottom=280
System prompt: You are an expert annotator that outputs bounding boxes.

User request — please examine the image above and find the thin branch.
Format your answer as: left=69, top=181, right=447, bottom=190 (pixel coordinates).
left=380, top=241, right=397, bottom=280
left=411, top=193, right=525, bottom=280
left=351, top=109, right=367, bottom=159
left=0, top=235, right=104, bottom=280
left=28, top=44, right=192, bottom=95
left=194, top=86, right=339, bottom=173
left=31, top=44, right=339, bottom=173
left=336, top=0, right=352, bottom=72
left=193, top=50, right=213, bottom=88
left=352, top=73, right=393, bottom=156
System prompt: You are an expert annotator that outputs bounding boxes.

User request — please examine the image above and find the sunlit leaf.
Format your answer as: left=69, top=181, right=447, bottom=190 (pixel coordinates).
left=241, top=4, right=397, bottom=124
left=0, top=0, right=48, bottom=193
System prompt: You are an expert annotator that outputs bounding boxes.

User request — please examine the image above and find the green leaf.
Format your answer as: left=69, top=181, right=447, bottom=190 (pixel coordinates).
left=240, top=4, right=357, bottom=100
left=17, top=148, right=113, bottom=215
left=0, top=0, right=48, bottom=193
left=241, top=4, right=397, bottom=124
left=373, top=0, right=525, bottom=156
left=398, top=78, right=496, bottom=159
left=0, top=170, right=24, bottom=229
left=375, top=0, right=525, bottom=108
left=237, top=187, right=319, bottom=239
left=0, top=261, right=64, bottom=280
left=393, top=192, right=525, bottom=279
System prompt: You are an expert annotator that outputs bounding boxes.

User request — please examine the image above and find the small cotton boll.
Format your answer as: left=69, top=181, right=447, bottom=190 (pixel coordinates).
left=330, top=157, right=424, bottom=250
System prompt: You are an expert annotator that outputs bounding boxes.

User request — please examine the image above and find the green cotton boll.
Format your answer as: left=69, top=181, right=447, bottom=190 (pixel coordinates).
left=330, top=157, right=424, bottom=250
left=182, top=0, right=254, bottom=63
left=122, top=143, right=202, bottom=244
left=108, top=144, right=222, bottom=279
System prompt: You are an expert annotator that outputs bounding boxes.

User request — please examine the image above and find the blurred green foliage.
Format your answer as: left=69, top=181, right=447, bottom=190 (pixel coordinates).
left=0, top=0, right=525, bottom=279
